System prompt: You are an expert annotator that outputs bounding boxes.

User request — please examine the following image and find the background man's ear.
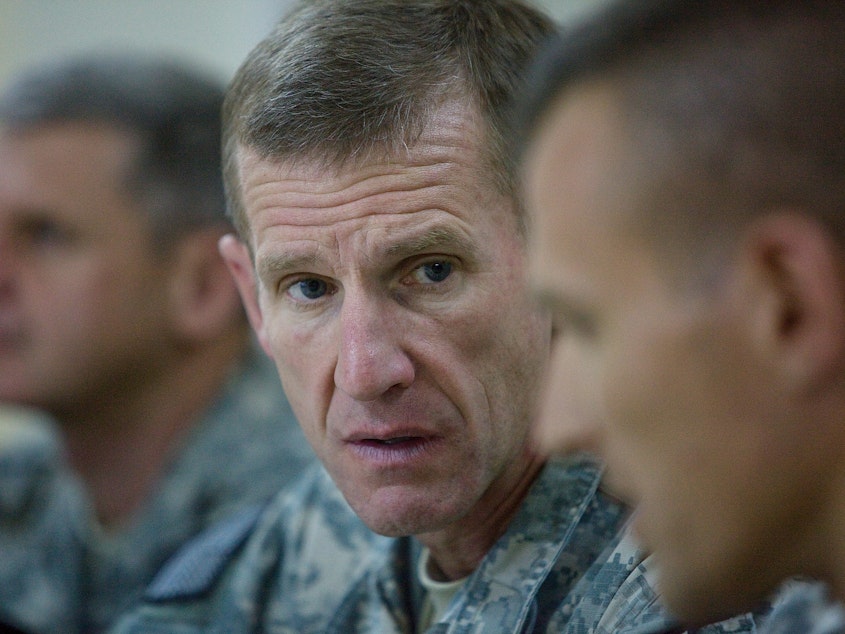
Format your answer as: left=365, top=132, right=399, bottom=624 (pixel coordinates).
left=218, top=233, right=273, bottom=358
left=742, top=211, right=845, bottom=388
left=167, top=228, right=245, bottom=342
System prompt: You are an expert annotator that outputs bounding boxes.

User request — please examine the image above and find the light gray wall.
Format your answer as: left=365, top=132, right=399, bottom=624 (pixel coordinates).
left=0, top=1, right=291, bottom=88
left=537, top=0, right=607, bottom=24
left=0, top=1, right=604, bottom=89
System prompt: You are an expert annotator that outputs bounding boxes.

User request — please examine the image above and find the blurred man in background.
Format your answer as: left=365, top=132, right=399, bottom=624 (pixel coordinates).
left=0, top=54, right=314, bottom=633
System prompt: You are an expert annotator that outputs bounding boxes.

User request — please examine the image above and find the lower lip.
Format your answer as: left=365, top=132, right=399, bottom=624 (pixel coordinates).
left=346, top=437, right=439, bottom=468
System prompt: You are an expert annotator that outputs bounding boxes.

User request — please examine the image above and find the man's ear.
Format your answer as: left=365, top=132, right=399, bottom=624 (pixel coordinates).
left=218, top=233, right=273, bottom=358
left=742, top=211, right=845, bottom=389
left=167, top=228, right=245, bottom=342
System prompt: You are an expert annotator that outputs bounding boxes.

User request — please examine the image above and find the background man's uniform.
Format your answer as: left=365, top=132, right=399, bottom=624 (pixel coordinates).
left=0, top=347, right=314, bottom=634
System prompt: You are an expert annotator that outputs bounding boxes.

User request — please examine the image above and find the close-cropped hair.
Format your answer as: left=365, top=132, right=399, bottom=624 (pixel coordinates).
left=517, top=0, right=845, bottom=248
left=0, top=54, right=228, bottom=246
left=222, top=0, right=557, bottom=240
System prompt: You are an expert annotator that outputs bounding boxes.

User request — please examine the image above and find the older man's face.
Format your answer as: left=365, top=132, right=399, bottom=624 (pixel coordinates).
left=223, top=102, right=550, bottom=538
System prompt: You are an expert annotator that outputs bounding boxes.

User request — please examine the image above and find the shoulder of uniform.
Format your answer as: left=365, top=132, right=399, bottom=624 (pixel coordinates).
left=144, top=504, right=264, bottom=603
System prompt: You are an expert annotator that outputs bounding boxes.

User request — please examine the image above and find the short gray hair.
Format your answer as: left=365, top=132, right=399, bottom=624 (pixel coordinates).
left=223, top=0, right=556, bottom=240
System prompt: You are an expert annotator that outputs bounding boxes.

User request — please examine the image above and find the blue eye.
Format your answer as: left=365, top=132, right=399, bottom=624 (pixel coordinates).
left=414, top=261, right=452, bottom=284
left=289, top=278, right=329, bottom=301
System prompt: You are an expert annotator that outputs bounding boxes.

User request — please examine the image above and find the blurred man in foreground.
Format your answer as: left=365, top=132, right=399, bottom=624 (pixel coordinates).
left=519, top=0, right=845, bottom=631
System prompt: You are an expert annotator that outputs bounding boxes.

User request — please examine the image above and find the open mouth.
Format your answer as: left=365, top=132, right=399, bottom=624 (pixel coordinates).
left=348, top=435, right=437, bottom=464
left=369, top=436, right=415, bottom=445
left=356, top=436, right=424, bottom=449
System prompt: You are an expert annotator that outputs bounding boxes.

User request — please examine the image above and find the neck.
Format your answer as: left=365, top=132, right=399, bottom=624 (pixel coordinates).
left=418, top=449, right=545, bottom=581
left=58, top=330, right=248, bottom=528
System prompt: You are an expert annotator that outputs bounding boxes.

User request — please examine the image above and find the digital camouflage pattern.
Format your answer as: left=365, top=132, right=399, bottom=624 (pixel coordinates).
left=112, top=455, right=760, bottom=634
left=759, top=581, right=845, bottom=634
left=0, top=345, right=314, bottom=634
left=0, top=420, right=86, bottom=633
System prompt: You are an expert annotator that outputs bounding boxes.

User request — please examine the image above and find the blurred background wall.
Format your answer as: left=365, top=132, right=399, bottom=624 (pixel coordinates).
left=0, top=0, right=603, bottom=89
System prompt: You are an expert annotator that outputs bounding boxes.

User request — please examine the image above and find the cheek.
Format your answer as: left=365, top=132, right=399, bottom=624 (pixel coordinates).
left=35, top=269, right=125, bottom=340
left=597, top=316, right=701, bottom=497
left=471, top=303, right=550, bottom=441
left=536, top=337, right=604, bottom=455
left=602, top=354, right=669, bottom=449
left=535, top=348, right=573, bottom=452
left=601, top=315, right=759, bottom=544
left=264, top=314, right=336, bottom=434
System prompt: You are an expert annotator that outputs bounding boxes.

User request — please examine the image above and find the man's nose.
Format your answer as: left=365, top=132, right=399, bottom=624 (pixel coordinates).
left=333, top=292, right=415, bottom=401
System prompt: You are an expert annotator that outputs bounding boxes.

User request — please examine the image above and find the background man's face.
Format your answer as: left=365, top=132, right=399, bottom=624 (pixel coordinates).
left=224, top=103, right=551, bottom=538
left=0, top=123, right=176, bottom=416
left=524, top=85, right=816, bottom=624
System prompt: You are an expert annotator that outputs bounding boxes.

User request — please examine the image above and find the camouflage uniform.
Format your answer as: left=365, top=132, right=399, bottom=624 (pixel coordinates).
left=112, top=455, right=759, bottom=634
left=759, top=581, right=845, bottom=634
left=0, top=420, right=87, bottom=634
left=0, top=345, right=315, bottom=634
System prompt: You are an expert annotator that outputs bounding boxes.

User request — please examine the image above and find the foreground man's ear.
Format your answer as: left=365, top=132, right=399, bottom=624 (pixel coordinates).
left=741, top=210, right=845, bottom=390
left=219, top=233, right=274, bottom=359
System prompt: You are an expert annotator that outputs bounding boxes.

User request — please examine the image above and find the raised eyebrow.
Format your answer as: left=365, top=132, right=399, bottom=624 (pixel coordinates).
left=254, top=227, right=475, bottom=281
left=385, top=226, right=476, bottom=260
left=256, top=251, right=322, bottom=281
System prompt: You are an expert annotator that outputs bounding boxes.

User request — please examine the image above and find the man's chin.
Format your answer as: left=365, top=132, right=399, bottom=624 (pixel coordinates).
left=343, top=489, right=456, bottom=538
left=353, top=505, right=449, bottom=538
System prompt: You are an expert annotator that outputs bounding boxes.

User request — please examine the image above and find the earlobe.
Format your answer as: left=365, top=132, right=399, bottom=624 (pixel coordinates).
left=218, top=233, right=273, bottom=358
left=744, top=212, right=845, bottom=388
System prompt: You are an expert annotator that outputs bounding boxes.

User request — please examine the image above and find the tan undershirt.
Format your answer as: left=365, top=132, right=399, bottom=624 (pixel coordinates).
left=416, top=547, right=469, bottom=631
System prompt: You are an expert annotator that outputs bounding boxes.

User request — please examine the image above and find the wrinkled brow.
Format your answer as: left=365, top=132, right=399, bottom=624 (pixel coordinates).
left=255, top=225, right=477, bottom=282
left=256, top=252, right=321, bottom=282
left=385, top=226, right=476, bottom=260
